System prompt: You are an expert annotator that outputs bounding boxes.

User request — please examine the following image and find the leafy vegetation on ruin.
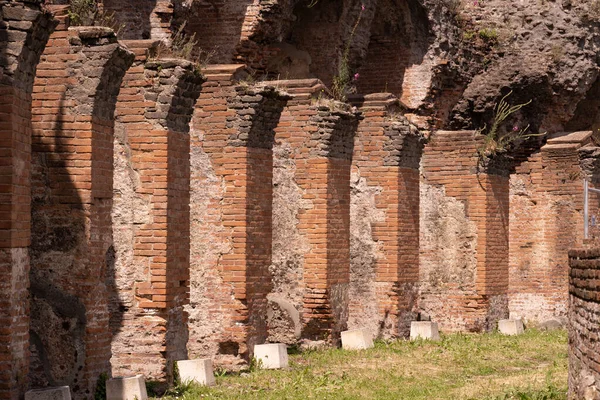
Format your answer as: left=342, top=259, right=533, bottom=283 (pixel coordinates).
left=153, top=329, right=567, bottom=400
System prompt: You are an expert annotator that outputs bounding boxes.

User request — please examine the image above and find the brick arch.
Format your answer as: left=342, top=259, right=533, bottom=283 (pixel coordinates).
left=109, top=40, right=203, bottom=384
left=29, top=19, right=133, bottom=396
left=355, top=0, right=432, bottom=106
left=188, top=67, right=290, bottom=365
left=0, top=1, right=56, bottom=398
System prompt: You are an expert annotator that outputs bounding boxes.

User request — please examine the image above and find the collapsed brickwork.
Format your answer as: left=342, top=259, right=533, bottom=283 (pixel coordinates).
left=4, top=0, right=600, bottom=398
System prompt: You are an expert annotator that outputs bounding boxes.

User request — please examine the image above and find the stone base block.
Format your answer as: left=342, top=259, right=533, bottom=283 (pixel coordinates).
left=498, top=319, right=524, bottom=335
left=25, top=387, right=71, bottom=400
left=254, top=343, right=289, bottom=369
left=106, top=375, right=148, bottom=400
left=176, top=359, right=216, bottom=386
left=341, top=329, right=374, bottom=350
left=410, top=321, right=441, bottom=341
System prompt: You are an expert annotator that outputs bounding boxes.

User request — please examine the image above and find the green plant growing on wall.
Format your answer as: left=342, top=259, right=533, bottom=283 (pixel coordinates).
left=476, top=91, right=543, bottom=161
left=153, top=22, right=215, bottom=74
left=331, top=4, right=365, bottom=102
left=68, top=0, right=123, bottom=33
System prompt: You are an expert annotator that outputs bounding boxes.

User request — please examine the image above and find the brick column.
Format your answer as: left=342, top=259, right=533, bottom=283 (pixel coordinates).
left=265, top=80, right=360, bottom=345
left=509, top=131, right=592, bottom=324
left=348, top=94, right=424, bottom=338
left=29, top=22, right=133, bottom=395
left=189, top=66, right=289, bottom=365
left=568, top=246, right=600, bottom=400
left=110, top=40, right=203, bottom=382
left=420, top=131, right=510, bottom=332
left=0, top=2, right=54, bottom=398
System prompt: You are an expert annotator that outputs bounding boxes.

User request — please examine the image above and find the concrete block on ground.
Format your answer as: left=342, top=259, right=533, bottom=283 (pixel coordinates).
left=410, top=321, right=441, bottom=341
left=25, top=387, right=71, bottom=400
left=106, top=375, right=148, bottom=400
left=341, top=329, right=374, bottom=350
left=176, top=359, right=216, bottom=386
left=254, top=343, right=289, bottom=369
left=498, top=319, right=524, bottom=335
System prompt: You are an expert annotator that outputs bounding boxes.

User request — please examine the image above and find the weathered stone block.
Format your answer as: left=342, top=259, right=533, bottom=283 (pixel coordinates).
left=341, top=329, right=374, bottom=350
left=24, top=387, right=71, bottom=400
left=254, top=343, right=289, bottom=369
left=410, top=321, right=441, bottom=341
left=498, top=319, right=524, bottom=335
left=176, top=359, right=216, bottom=386
left=106, top=375, right=148, bottom=400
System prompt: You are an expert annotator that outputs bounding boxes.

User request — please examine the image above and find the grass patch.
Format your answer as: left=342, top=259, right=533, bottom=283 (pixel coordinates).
left=154, top=329, right=567, bottom=400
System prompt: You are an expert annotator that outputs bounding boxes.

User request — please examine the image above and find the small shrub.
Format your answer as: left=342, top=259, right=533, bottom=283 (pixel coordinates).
left=478, top=27, right=499, bottom=42
left=331, top=4, right=365, bottom=101
left=68, top=0, right=123, bottom=33
left=93, top=373, right=108, bottom=400
left=476, top=91, right=543, bottom=162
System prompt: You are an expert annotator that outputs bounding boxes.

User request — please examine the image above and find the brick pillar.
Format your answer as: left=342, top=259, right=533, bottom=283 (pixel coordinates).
left=509, top=131, right=592, bottom=324
left=348, top=93, right=424, bottom=338
left=568, top=246, right=600, bottom=400
left=110, top=40, right=203, bottom=382
left=0, top=2, right=54, bottom=398
left=264, top=80, right=360, bottom=345
left=189, top=65, right=289, bottom=365
left=420, top=131, right=510, bottom=332
left=29, top=21, right=133, bottom=396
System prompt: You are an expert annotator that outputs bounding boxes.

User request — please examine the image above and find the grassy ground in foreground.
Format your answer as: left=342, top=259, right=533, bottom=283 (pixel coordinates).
left=157, top=329, right=568, bottom=400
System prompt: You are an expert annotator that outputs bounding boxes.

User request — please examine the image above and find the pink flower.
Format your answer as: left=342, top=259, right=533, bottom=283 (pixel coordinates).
left=361, top=4, right=365, bottom=11
left=512, top=125, right=519, bottom=132
left=353, top=73, right=360, bottom=81
left=473, top=0, right=478, bottom=5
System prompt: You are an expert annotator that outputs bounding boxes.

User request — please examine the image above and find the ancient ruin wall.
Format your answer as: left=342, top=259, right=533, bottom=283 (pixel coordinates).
left=348, top=94, right=423, bottom=338
left=568, top=247, right=600, bottom=400
left=110, top=39, right=203, bottom=382
left=99, top=0, right=173, bottom=41
left=188, top=66, right=288, bottom=366
left=0, top=2, right=55, bottom=398
left=420, top=131, right=509, bottom=332
left=29, top=21, right=133, bottom=395
left=509, top=132, right=591, bottom=325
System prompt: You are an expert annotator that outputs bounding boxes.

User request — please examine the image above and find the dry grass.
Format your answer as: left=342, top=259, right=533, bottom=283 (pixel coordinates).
left=155, top=329, right=567, bottom=400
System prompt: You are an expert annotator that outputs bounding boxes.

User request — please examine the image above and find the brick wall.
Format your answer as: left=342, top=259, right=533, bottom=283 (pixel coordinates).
left=99, top=0, right=173, bottom=41
left=188, top=66, right=289, bottom=366
left=0, top=2, right=55, bottom=398
left=29, top=19, right=133, bottom=396
left=568, top=247, right=600, bottom=399
left=509, top=132, right=592, bottom=325
left=420, top=131, right=510, bottom=332
left=110, top=40, right=203, bottom=383
left=348, top=93, right=424, bottom=338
